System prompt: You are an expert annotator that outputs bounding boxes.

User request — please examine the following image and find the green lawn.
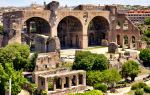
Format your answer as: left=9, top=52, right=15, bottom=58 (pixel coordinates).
left=139, top=67, right=150, bottom=75
left=84, top=46, right=106, bottom=50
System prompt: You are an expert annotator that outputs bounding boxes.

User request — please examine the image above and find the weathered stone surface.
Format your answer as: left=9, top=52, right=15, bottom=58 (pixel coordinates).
left=34, top=52, right=60, bottom=71
left=34, top=34, right=49, bottom=53
left=2, top=1, right=141, bottom=49
left=47, top=37, right=60, bottom=52
left=34, top=34, right=60, bottom=53
left=136, top=40, right=147, bottom=50
left=101, top=39, right=108, bottom=46
left=108, top=42, right=118, bottom=53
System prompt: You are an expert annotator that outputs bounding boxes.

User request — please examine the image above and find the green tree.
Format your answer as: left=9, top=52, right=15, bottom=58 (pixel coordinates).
left=86, top=71, right=102, bottom=86
left=139, top=49, right=150, bottom=66
left=0, top=63, right=27, bottom=95
left=73, top=51, right=108, bottom=71
left=101, top=69, right=122, bottom=87
left=73, top=51, right=92, bottom=70
left=144, top=17, right=150, bottom=25
left=92, top=54, right=108, bottom=71
left=121, top=60, right=140, bottom=82
left=142, top=30, right=150, bottom=44
left=25, top=53, right=38, bottom=71
left=0, top=43, right=31, bottom=71
left=41, top=90, right=48, bottom=95
left=28, top=83, right=37, bottom=95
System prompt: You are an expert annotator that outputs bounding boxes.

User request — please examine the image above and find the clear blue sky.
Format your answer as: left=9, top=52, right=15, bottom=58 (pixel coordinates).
left=0, top=0, right=150, bottom=7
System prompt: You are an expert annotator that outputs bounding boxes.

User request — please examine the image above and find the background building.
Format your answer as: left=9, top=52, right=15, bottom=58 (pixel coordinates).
left=126, top=10, right=150, bottom=25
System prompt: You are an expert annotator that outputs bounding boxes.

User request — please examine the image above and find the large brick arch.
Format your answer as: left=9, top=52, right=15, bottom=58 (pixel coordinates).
left=22, top=10, right=50, bottom=23
left=22, top=16, right=51, bottom=30
left=23, top=16, right=51, bottom=33
left=56, top=11, right=84, bottom=28
left=57, top=15, right=83, bottom=30
left=22, top=18, right=50, bottom=29
left=87, top=16, right=110, bottom=29
left=57, top=15, right=83, bottom=49
left=87, top=15, right=110, bottom=46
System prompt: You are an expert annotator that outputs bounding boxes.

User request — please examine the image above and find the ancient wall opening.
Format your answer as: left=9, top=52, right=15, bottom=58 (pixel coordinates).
left=124, top=35, right=129, bottom=48
left=88, top=16, right=109, bottom=46
left=22, top=17, right=51, bottom=51
left=117, top=35, right=121, bottom=46
left=57, top=16, right=83, bottom=49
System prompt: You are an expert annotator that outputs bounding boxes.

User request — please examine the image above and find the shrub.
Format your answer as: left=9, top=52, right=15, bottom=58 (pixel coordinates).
left=73, top=51, right=108, bottom=71
left=84, top=90, right=103, bottom=95
left=48, top=82, right=53, bottom=90
left=41, top=90, right=48, bottom=95
left=94, top=83, right=108, bottom=93
left=86, top=71, right=102, bottom=86
left=131, top=83, right=139, bottom=90
left=131, top=82, right=147, bottom=90
left=139, top=49, right=150, bottom=66
left=144, top=86, right=150, bottom=93
left=138, top=82, right=147, bottom=88
left=135, top=89, right=144, bottom=95
left=28, top=83, right=37, bottom=94
left=121, top=60, right=140, bottom=82
left=144, top=17, right=150, bottom=25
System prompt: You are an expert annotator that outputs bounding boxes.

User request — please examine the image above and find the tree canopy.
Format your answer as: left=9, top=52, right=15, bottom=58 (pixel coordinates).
left=139, top=49, right=150, bottom=66
left=73, top=51, right=108, bottom=71
left=101, top=69, right=122, bottom=86
left=86, top=69, right=121, bottom=88
left=86, top=71, right=102, bottom=86
left=121, top=60, right=140, bottom=82
left=0, top=63, right=27, bottom=95
left=144, top=17, right=150, bottom=25
left=142, top=29, right=150, bottom=44
left=0, top=43, right=32, bottom=71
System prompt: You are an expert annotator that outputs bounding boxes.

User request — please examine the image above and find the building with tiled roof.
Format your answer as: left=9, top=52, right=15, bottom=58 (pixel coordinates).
left=126, top=9, right=150, bottom=25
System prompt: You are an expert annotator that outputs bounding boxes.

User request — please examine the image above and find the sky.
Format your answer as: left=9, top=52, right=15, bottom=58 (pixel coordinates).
left=0, top=0, right=150, bottom=7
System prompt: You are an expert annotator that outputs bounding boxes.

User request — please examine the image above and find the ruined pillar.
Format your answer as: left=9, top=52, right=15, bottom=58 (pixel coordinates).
left=53, top=80, right=56, bottom=91
left=83, top=73, right=86, bottom=86
left=61, top=77, right=65, bottom=89
left=120, top=35, right=124, bottom=48
left=44, top=78, right=48, bottom=92
left=128, top=36, right=132, bottom=49
left=75, top=75, right=79, bottom=86
left=51, top=25, right=57, bottom=37
left=69, top=76, right=72, bottom=88
left=81, top=25, right=88, bottom=49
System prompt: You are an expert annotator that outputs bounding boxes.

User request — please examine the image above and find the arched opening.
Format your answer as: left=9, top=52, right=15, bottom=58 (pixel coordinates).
left=117, top=35, right=121, bottom=46
left=124, top=35, right=128, bottom=48
left=132, top=36, right=136, bottom=48
left=57, top=16, right=82, bottom=49
left=88, top=16, right=109, bottom=46
left=56, top=78, right=61, bottom=89
left=22, top=17, right=51, bottom=51
left=79, top=74, right=83, bottom=85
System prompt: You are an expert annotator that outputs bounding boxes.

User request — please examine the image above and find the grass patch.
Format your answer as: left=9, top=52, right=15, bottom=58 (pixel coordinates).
left=139, top=67, right=150, bottom=75
left=127, top=90, right=135, bottom=95
left=84, top=46, right=106, bottom=50
left=62, top=62, right=73, bottom=69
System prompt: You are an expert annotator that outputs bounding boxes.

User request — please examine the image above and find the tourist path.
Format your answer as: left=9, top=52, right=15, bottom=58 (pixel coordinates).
left=107, top=74, right=150, bottom=95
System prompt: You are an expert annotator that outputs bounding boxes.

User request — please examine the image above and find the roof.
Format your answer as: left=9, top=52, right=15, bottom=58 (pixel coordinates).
left=127, top=9, right=150, bottom=14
